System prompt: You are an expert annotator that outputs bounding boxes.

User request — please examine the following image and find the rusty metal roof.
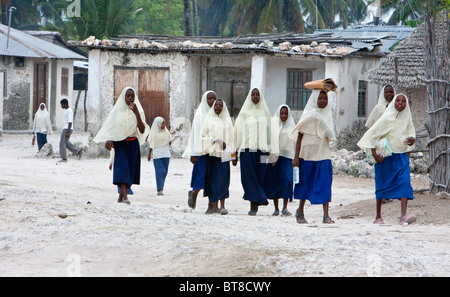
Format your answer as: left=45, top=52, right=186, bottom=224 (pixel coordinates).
left=0, top=24, right=87, bottom=60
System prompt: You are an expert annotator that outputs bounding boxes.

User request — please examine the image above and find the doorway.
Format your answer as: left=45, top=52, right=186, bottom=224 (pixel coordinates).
left=33, top=63, right=47, bottom=115
left=114, top=66, right=170, bottom=128
left=207, top=67, right=251, bottom=117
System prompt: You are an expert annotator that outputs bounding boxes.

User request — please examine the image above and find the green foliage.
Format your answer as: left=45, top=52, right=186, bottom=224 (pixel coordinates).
left=132, top=0, right=184, bottom=36
left=3, top=0, right=447, bottom=39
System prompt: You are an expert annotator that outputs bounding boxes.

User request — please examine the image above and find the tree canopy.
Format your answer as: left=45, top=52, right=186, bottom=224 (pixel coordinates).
left=0, top=0, right=448, bottom=40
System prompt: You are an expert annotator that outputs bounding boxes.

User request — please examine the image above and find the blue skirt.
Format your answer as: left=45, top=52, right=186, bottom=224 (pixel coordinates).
left=294, top=159, right=332, bottom=205
left=153, top=158, right=170, bottom=191
left=375, top=153, right=414, bottom=200
left=204, top=155, right=230, bottom=203
left=190, top=155, right=206, bottom=190
left=36, top=132, right=48, bottom=151
left=264, top=156, right=293, bottom=201
left=113, top=138, right=141, bottom=188
left=240, top=149, right=269, bottom=205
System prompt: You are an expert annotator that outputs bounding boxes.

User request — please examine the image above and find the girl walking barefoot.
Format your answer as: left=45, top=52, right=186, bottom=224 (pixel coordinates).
left=94, top=87, right=149, bottom=204
left=358, top=94, right=416, bottom=225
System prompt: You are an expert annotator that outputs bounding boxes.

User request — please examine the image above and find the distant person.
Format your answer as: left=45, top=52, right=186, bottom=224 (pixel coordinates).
left=93, top=87, right=149, bottom=204
left=32, top=103, right=53, bottom=152
left=58, top=99, right=82, bottom=162
left=365, top=85, right=396, bottom=128
left=148, top=116, right=174, bottom=196
left=358, top=94, right=416, bottom=225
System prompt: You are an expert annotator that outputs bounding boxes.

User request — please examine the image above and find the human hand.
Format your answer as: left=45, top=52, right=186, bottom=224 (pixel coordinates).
left=405, top=137, right=415, bottom=146
left=105, top=140, right=114, bottom=151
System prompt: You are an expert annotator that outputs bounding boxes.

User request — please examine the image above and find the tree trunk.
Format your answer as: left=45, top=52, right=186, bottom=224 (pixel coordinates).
left=423, top=10, right=450, bottom=194
left=192, top=0, right=199, bottom=36
left=183, top=0, right=192, bottom=36
left=1, top=0, right=11, bottom=25
left=277, top=0, right=283, bottom=33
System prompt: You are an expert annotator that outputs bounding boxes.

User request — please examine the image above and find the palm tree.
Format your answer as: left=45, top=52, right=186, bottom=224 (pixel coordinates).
left=228, top=0, right=313, bottom=35
left=39, top=0, right=135, bottom=40
left=380, top=0, right=442, bottom=25
left=183, top=0, right=192, bottom=36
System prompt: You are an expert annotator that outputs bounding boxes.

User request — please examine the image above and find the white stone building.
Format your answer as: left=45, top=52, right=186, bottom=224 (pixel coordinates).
left=0, top=25, right=87, bottom=132
left=76, top=27, right=414, bottom=154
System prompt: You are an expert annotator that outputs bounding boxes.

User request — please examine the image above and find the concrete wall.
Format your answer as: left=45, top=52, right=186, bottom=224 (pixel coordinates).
left=264, top=55, right=325, bottom=120
left=87, top=49, right=192, bottom=155
left=1, top=56, right=33, bottom=130
left=0, top=57, right=75, bottom=132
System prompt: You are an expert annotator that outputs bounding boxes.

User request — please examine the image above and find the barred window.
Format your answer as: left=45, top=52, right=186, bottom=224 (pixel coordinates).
left=287, top=69, right=312, bottom=110
left=358, top=80, right=367, bottom=117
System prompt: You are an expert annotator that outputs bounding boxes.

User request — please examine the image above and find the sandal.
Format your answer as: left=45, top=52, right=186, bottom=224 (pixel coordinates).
left=248, top=203, right=258, bottom=216
left=322, top=216, right=335, bottom=224
left=272, top=210, right=280, bottom=216
left=281, top=209, right=292, bottom=217
left=187, top=190, right=196, bottom=209
left=295, top=209, right=308, bottom=224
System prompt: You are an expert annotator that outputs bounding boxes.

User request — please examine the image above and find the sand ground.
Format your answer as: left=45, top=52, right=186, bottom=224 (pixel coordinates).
left=0, top=132, right=449, bottom=277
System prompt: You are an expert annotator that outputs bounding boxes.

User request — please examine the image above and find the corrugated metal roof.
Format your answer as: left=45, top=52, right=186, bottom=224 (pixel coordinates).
left=316, top=25, right=415, bottom=53
left=0, top=24, right=87, bottom=60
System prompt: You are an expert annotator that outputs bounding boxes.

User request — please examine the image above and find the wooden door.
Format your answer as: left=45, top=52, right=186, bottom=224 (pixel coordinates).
left=33, top=63, right=47, bottom=115
left=114, top=67, right=170, bottom=128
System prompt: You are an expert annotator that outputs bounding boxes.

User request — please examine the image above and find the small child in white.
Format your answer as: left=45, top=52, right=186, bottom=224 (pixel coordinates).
left=148, top=117, right=176, bottom=196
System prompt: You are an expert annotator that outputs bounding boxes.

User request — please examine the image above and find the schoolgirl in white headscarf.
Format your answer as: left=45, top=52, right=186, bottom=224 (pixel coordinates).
left=357, top=94, right=416, bottom=225
left=148, top=117, right=172, bottom=195
left=201, top=99, right=235, bottom=158
left=94, top=87, right=148, bottom=145
left=265, top=104, right=296, bottom=216
left=184, top=90, right=217, bottom=209
left=233, top=87, right=272, bottom=216
left=33, top=103, right=53, bottom=151
left=289, top=90, right=336, bottom=224
left=201, top=99, right=234, bottom=215
left=94, top=87, right=149, bottom=204
left=365, top=85, right=396, bottom=128
left=234, top=88, right=272, bottom=154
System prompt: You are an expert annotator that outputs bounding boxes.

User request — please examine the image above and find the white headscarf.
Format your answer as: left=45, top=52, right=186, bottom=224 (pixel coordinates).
left=234, top=87, right=272, bottom=153
left=201, top=99, right=235, bottom=157
left=365, top=85, right=396, bottom=128
left=33, top=103, right=52, bottom=134
left=148, top=117, right=171, bottom=149
left=288, top=90, right=336, bottom=161
left=93, top=87, right=149, bottom=144
left=182, top=90, right=216, bottom=157
left=271, top=104, right=296, bottom=159
left=357, top=94, right=415, bottom=155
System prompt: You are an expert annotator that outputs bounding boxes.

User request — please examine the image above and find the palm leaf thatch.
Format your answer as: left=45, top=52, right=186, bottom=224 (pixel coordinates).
left=368, top=24, right=425, bottom=89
